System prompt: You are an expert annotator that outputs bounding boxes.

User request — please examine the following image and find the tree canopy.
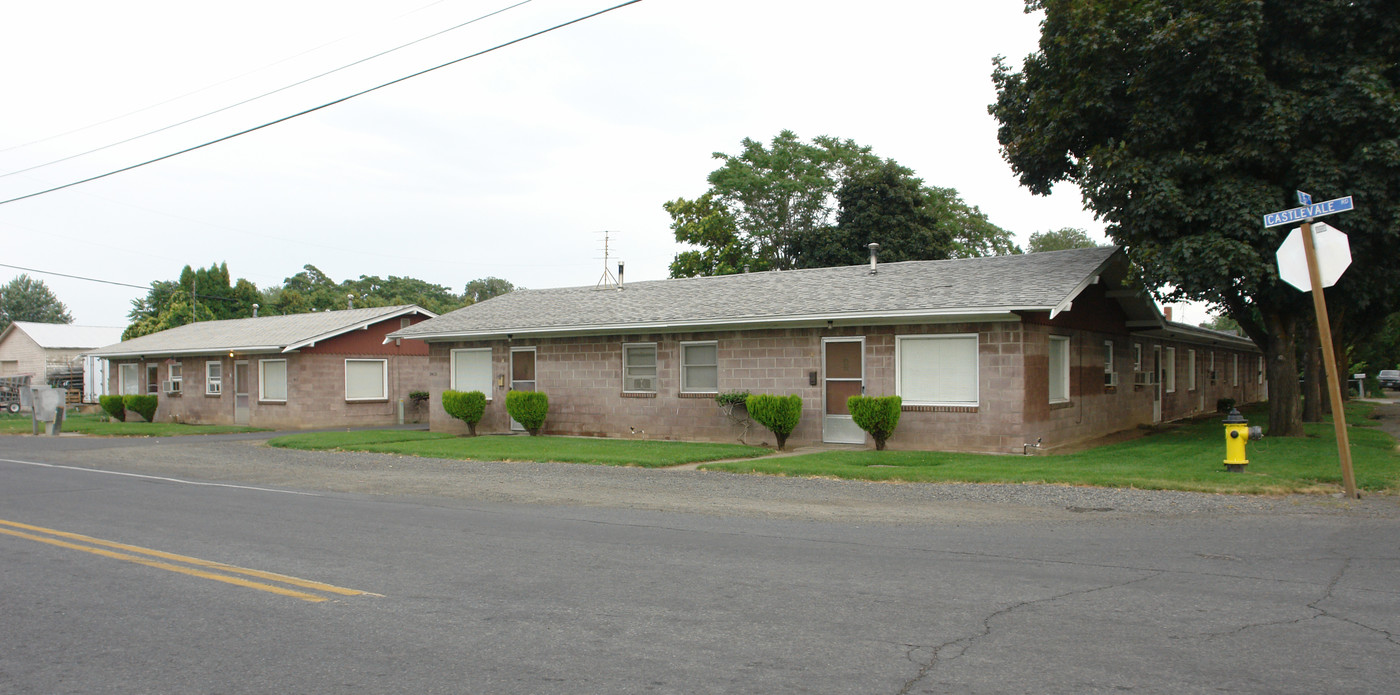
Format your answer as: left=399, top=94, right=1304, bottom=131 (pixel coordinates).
left=1027, top=227, right=1099, bottom=253
left=0, top=274, right=73, bottom=331
left=669, top=131, right=1019, bottom=277
left=990, top=0, right=1400, bottom=435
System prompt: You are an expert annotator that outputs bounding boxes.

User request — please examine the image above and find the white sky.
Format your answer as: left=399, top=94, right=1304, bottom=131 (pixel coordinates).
left=4, top=0, right=1212, bottom=327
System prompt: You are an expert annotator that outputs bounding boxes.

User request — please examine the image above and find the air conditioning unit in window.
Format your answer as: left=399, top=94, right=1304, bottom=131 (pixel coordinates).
left=1133, top=371, right=1154, bottom=386
left=632, top=378, right=653, bottom=391
left=1104, top=371, right=1119, bottom=387
left=163, top=380, right=181, bottom=394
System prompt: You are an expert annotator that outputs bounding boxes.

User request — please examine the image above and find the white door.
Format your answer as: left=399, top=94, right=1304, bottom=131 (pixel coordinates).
left=234, top=360, right=250, bottom=425
left=822, top=338, right=866, bottom=444
left=509, top=348, right=535, bottom=432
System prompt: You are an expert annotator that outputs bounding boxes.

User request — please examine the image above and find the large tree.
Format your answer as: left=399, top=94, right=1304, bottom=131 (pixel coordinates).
left=1027, top=227, right=1098, bottom=253
left=990, top=0, right=1400, bottom=436
left=0, top=274, right=73, bottom=331
left=670, top=132, right=1019, bottom=277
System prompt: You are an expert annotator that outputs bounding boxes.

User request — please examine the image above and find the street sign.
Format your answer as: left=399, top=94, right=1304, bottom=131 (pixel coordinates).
left=1297, top=190, right=1311, bottom=206
left=1276, top=222, right=1352, bottom=291
left=1262, top=196, right=1353, bottom=228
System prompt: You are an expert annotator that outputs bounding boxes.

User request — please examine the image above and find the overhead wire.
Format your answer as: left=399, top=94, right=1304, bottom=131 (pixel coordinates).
left=1, top=0, right=533, bottom=180
left=0, top=0, right=467, bottom=155
left=0, top=0, right=645, bottom=207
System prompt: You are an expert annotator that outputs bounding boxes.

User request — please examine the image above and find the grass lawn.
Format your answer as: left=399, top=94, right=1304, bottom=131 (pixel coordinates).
left=701, top=402, right=1400, bottom=494
left=268, top=431, right=770, bottom=468
left=0, top=411, right=266, bottom=437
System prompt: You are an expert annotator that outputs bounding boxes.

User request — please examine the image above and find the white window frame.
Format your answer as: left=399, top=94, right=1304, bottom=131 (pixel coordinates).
left=1232, top=354, right=1239, bottom=386
left=259, top=359, right=288, bottom=403
left=623, top=342, right=659, bottom=393
left=345, top=359, right=388, bottom=401
left=119, top=363, right=141, bottom=396
left=1103, top=340, right=1114, bottom=374
left=450, top=348, right=494, bottom=400
left=1188, top=350, right=1197, bottom=391
left=895, top=334, right=980, bottom=407
left=1133, top=343, right=1143, bottom=372
left=1210, top=352, right=1217, bottom=384
left=1258, top=356, right=1264, bottom=385
left=1165, top=347, right=1177, bottom=393
left=205, top=360, right=222, bottom=395
left=1049, top=335, right=1071, bottom=404
left=679, top=340, right=719, bottom=394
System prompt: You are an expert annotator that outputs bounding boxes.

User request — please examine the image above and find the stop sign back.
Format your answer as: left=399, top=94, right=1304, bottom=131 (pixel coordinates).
left=1276, top=222, right=1351, bottom=292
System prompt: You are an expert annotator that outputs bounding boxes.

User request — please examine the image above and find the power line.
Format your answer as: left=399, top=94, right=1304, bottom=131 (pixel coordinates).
left=0, top=262, right=243, bottom=302
left=0, top=0, right=645, bottom=207
left=1, top=0, right=533, bottom=179
left=0, top=0, right=466, bottom=156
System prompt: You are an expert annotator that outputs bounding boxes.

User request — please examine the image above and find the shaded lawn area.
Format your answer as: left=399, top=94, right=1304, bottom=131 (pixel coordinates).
left=268, top=431, right=770, bottom=468
left=0, top=412, right=266, bottom=437
left=702, top=402, right=1400, bottom=495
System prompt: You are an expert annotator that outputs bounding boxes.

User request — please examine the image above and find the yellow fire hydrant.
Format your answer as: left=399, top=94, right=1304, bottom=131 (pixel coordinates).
left=1223, top=408, right=1250, bottom=473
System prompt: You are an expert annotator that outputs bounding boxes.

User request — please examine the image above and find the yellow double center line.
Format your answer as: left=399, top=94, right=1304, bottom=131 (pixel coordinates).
left=0, top=518, right=377, bottom=603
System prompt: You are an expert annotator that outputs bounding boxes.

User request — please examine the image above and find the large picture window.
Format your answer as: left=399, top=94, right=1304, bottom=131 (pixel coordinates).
left=345, top=359, right=387, bottom=401
left=680, top=341, right=718, bottom=393
left=450, top=348, right=493, bottom=399
left=259, top=359, right=287, bottom=402
left=1165, top=347, right=1177, bottom=393
left=896, top=334, right=978, bottom=406
left=1048, top=336, right=1070, bottom=403
left=119, top=363, right=141, bottom=396
left=623, top=343, right=658, bottom=393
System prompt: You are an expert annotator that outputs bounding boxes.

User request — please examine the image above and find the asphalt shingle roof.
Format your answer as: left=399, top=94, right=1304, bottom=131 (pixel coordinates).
left=89, top=305, right=428, bottom=358
left=396, top=247, right=1121, bottom=340
left=5, top=322, right=125, bottom=349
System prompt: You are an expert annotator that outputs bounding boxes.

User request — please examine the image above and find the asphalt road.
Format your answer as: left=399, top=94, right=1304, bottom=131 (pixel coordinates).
left=1, top=434, right=1398, bottom=694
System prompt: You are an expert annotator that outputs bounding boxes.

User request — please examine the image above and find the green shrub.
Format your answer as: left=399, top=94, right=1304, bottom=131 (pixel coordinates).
left=847, top=395, right=902, bottom=450
left=122, top=394, right=158, bottom=422
left=505, top=390, right=549, bottom=436
left=1217, top=397, right=1236, bottom=414
left=746, top=393, right=803, bottom=450
left=99, top=395, right=125, bottom=422
left=442, top=389, right=487, bottom=436
left=714, top=390, right=751, bottom=408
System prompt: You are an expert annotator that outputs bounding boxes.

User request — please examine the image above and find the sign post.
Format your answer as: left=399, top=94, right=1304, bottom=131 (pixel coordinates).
left=1269, top=191, right=1358, bottom=499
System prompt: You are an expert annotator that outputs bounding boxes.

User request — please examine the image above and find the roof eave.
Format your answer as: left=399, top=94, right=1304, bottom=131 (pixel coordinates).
left=282, top=305, right=438, bottom=353
left=391, top=307, right=1037, bottom=342
left=89, top=346, right=288, bottom=359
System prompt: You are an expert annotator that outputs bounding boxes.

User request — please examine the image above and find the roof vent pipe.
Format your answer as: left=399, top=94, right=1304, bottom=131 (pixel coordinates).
left=252, top=303, right=259, bottom=318
left=868, top=242, right=881, bottom=274
left=618, top=261, right=625, bottom=290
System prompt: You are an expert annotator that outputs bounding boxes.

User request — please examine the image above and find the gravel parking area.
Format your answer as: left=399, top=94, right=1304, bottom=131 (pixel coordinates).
left=8, top=425, right=1398, bottom=524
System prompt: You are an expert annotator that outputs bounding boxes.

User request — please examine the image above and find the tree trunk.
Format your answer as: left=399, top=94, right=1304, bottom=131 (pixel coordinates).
left=1263, top=310, right=1305, bottom=437
left=1302, top=319, right=1324, bottom=422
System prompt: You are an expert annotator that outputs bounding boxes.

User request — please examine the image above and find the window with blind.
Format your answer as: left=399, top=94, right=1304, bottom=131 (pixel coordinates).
left=896, top=334, right=979, bottom=406
left=451, top=348, right=493, bottom=399
left=345, top=359, right=387, bottom=400
left=259, top=359, right=287, bottom=402
left=623, top=343, right=658, bottom=393
left=680, top=341, right=718, bottom=393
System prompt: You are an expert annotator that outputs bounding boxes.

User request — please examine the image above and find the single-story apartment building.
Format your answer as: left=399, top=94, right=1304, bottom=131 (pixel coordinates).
left=388, top=247, right=1264, bottom=453
left=90, top=305, right=435, bottom=428
left=0, top=322, right=126, bottom=402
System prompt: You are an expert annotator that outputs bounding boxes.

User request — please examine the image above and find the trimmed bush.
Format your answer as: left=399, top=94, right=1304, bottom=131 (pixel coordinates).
left=847, top=395, right=902, bottom=450
left=1216, top=397, right=1236, bottom=414
left=122, top=394, right=158, bottom=422
left=746, top=393, right=803, bottom=450
left=505, top=390, right=549, bottom=436
left=442, top=389, right=487, bottom=436
left=714, top=390, right=751, bottom=408
left=99, top=395, right=125, bottom=422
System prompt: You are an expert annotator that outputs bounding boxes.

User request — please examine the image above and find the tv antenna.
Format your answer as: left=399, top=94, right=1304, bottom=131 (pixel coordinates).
left=595, top=231, right=620, bottom=290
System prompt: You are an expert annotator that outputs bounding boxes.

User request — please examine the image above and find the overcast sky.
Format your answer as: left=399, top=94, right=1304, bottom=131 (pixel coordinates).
left=4, top=0, right=1194, bottom=329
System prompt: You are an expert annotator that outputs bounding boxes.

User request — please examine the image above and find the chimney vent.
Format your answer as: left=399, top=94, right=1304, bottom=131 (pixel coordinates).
left=867, top=242, right=881, bottom=274
left=618, top=261, right=625, bottom=290
left=252, top=303, right=259, bottom=318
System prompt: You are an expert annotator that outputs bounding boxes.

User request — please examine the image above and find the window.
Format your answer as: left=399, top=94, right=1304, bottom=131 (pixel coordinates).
left=1258, top=356, right=1265, bottom=385
left=1188, top=350, right=1197, bottom=391
left=1165, top=347, right=1176, bottom=393
left=450, top=348, right=493, bottom=398
left=120, top=363, right=141, bottom=395
left=896, top=334, right=979, bottom=406
left=146, top=364, right=159, bottom=394
left=1048, top=336, right=1070, bottom=403
left=1232, top=354, right=1239, bottom=386
left=165, top=363, right=183, bottom=394
left=1133, top=343, right=1143, bottom=372
left=259, top=359, right=287, bottom=402
left=345, top=359, right=387, bottom=400
left=206, top=361, right=223, bottom=395
left=1209, top=352, right=1217, bottom=384
left=623, top=343, right=658, bottom=393
left=680, top=341, right=718, bottom=393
